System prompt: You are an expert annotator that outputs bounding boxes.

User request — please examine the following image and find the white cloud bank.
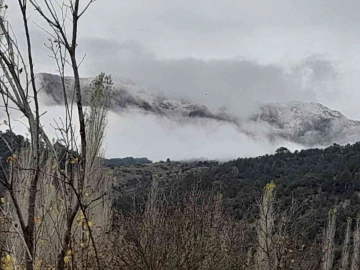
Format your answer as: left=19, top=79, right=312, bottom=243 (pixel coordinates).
left=0, top=105, right=302, bottom=161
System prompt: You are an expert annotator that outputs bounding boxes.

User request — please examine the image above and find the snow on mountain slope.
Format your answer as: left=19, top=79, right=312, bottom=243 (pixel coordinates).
left=248, top=101, right=360, bottom=146
left=37, top=72, right=233, bottom=122
left=36, top=73, right=360, bottom=147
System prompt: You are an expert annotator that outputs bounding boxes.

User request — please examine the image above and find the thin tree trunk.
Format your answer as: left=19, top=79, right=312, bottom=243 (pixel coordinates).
left=340, top=217, right=352, bottom=270
left=351, top=216, right=360, bottom=270
left=321, top=208, right=337, bottom=270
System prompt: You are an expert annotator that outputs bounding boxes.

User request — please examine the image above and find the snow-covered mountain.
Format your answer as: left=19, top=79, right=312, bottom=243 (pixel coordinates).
left=248, top=101, right=360, bottom=146
left=36, top=73, right=360, bottom=147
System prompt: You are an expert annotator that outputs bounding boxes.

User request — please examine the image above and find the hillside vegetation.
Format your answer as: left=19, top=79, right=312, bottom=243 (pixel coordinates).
left=2, top=129, right=360, bottom=269
left=111, top=142, right=360, bottom=268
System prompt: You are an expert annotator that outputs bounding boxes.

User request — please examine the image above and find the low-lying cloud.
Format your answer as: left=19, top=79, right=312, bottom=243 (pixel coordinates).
left=79, top=38, right=342, bottom=119
left=0, top=38, right=346, bottom=161
left=0, top=104, right=303, bottom=161
left=4, top=0, right=360, bottom=162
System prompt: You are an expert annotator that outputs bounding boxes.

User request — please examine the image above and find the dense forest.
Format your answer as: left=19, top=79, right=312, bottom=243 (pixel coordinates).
left=104, top=157, right=152, bottom=167
left=206, top=142, right=360, bottom=237
left=111, top=142, right=360, bottom=247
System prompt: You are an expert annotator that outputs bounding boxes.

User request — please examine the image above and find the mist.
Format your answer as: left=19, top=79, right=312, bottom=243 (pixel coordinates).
left=0, top=46, right=352, bottom=161
left=79, top=39, right=342, bottom=118
left=4, top=0, right=360, bottom=161
left=0, top=103, right=304, bottom=161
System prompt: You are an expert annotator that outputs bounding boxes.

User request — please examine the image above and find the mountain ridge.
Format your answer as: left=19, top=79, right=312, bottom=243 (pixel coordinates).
left=36, top=72, right=360, bottom=147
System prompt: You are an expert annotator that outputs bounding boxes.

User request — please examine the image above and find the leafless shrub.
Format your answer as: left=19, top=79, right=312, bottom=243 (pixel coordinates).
left=109, top=179, right=248, bottom=270
left=0, top=0, right=112, bottom=265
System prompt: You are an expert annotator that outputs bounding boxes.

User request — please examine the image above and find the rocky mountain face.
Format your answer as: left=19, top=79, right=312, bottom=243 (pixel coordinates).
left=37, top=73, right=360, bottom=147
left=249, top=101, right=360, bottom=146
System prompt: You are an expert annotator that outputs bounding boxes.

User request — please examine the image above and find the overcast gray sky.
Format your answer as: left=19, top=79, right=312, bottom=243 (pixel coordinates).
left=5, top=0, right=360, bottom=160
left=7, top=0, right=360, bottom=117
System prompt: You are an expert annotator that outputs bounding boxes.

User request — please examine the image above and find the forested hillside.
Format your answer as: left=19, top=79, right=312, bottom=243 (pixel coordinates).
left=104, top=157, right=152, bottom=166
left=3, top=129, right=360, bottom=268
left=209, top=143, right=360, bottom=241
left=112, top=142, right=360, bottom=245
left=2, top=128, right=360, bottom=242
